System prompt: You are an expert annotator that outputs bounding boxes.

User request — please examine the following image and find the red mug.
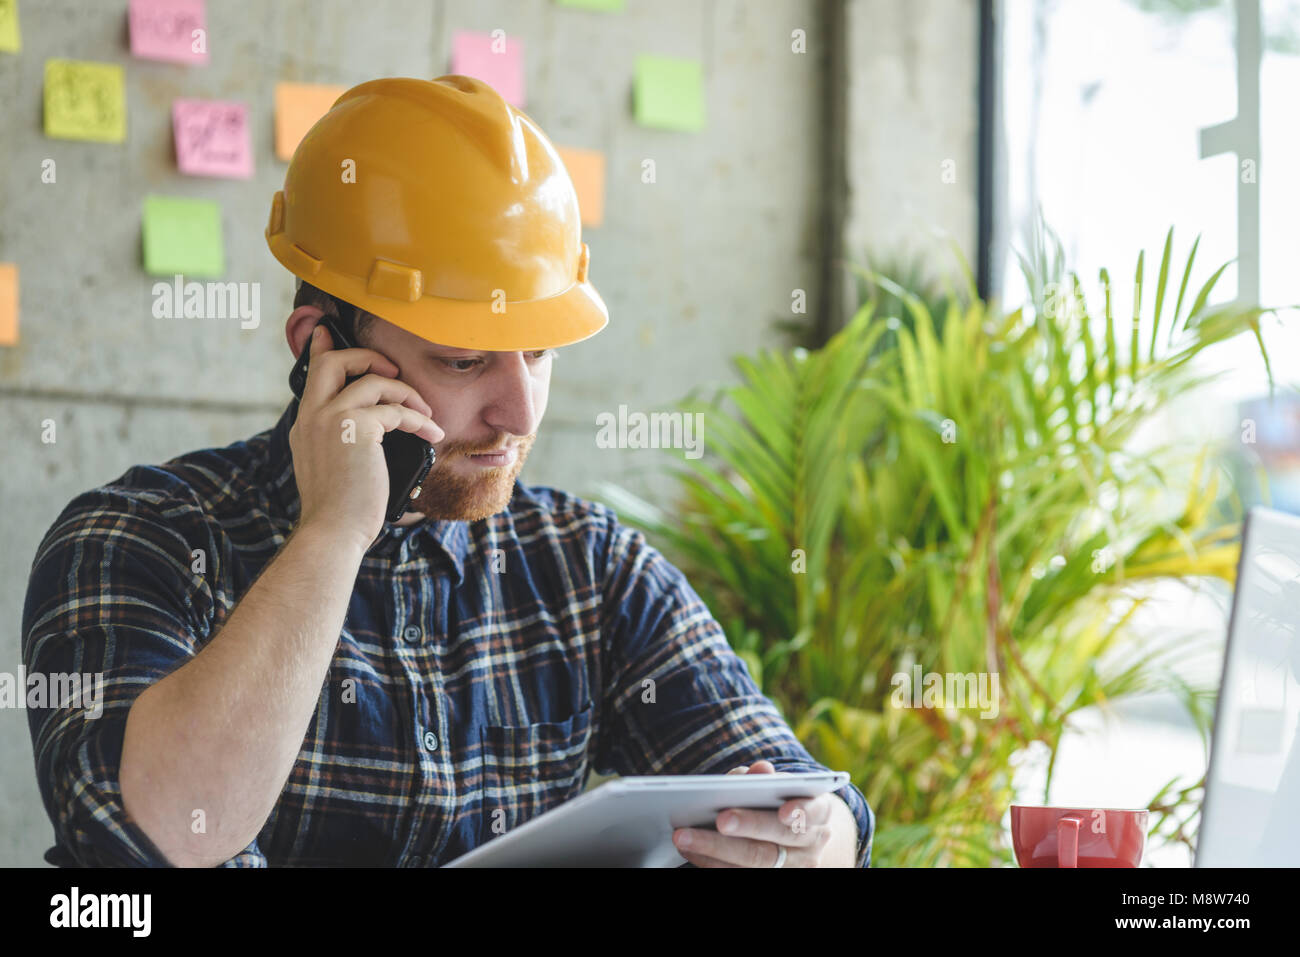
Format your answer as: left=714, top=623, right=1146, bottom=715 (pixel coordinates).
left=1010, top=806, right=1148, bottom=868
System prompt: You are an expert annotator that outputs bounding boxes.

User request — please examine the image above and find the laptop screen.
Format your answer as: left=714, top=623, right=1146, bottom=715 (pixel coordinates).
left=1197, top=506, right=1300, bottom=866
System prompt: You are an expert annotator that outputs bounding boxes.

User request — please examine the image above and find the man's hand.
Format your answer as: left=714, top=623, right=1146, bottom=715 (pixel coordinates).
left=290, top=323, right=444, bottom=551
left=673, top=759, right=859, bottom=868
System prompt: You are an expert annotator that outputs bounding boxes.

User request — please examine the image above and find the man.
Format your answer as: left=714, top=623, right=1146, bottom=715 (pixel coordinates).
left=21, top=75, right=873, bottom=868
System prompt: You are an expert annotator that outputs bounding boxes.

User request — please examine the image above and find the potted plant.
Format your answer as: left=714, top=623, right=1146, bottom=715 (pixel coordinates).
left=596, top=223, right=1276, bottom=866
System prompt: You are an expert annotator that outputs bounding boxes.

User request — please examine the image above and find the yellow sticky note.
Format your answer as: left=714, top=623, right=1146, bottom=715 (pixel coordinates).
left=275, top=82, right=347, bottom=161
left=0, top=263, right=18, bottom=347
left=45, top=59, right=127, bottom=143
left=0, top=0, right=22, bottom=54
left=557, top=146, right=606, bottom=227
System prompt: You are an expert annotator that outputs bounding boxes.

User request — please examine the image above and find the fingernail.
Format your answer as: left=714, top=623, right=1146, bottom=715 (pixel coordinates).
left=312, top=327, right=321, bottom=340
left=677, top=830, right=692, bottom=847
left=720, top=815, right=737, bottom=833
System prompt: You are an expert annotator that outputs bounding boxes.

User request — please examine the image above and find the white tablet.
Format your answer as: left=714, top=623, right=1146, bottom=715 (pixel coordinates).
left=443, top=770, right=851, bottom=868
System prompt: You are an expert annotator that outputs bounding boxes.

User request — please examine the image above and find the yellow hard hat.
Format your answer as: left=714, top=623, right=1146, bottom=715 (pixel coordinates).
left=266, top=74, right=608, bottom=351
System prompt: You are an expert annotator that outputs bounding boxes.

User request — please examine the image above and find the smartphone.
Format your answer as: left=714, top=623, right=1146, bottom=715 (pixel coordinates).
left=288, top=310, right=436, bottom=525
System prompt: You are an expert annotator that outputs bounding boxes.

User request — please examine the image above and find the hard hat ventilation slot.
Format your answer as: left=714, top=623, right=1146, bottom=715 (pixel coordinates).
left=368, top=259, right=424, bottom=302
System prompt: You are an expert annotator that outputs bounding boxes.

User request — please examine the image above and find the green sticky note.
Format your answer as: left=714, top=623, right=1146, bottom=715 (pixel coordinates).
left=0, top=0, right=21, bottom=53
left=556, top=0, right=625, bottom=11
left=142, top=195, right=225, bottom=278
left=44, top=59, right=126, bottom=143
left=634, top=55, right=705, bottom=132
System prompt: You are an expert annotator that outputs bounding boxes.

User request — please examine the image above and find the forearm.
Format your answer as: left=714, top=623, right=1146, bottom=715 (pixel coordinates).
left=829, top=794, right=860, bottom=867
left=119, top=522, right=365, bottom=867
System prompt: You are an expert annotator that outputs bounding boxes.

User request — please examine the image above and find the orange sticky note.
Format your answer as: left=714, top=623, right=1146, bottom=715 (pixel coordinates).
left=557, top=146, right=606, bottom=227
left=0, top=263, right=18, bottom=346
left=274, top=82, right=347, bottom=161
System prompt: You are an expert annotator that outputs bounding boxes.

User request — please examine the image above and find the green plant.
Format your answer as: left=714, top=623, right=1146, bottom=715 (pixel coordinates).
left=775, top=247, right=964, bottom=354
left=597, top=224, right=1274, bottom=866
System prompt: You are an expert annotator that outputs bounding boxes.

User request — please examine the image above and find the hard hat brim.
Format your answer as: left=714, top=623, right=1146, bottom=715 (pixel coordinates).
left=268, top=229, right=609, bottom=352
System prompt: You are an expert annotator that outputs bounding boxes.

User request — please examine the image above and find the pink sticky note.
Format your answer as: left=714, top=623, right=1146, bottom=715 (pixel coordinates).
left=450, top=30, right=525, bottom=107
left=173, top=99, right=252, bottom=179
left=129, top=0, right=208, bottom=65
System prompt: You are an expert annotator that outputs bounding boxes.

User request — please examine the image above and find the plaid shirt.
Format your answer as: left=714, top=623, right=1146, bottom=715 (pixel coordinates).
left=22, top=398, right=874, bottom=867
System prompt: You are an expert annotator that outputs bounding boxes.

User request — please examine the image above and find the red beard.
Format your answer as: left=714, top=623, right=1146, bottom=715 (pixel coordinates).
left=406, top=433, right=535, bottom=522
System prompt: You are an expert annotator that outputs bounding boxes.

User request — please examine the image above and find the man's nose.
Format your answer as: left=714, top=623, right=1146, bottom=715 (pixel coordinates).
left=483, top=353, right=540, bottom=438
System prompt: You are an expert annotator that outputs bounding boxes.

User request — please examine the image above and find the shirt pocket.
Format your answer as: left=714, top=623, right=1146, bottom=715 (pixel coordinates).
left=478, top=699, right=595, bottom=845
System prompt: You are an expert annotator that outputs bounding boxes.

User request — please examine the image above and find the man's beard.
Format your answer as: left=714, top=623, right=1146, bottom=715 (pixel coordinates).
left=407, top=433, right=535, bottom=522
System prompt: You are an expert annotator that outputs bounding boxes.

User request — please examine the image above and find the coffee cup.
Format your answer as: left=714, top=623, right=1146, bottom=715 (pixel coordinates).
left=1010, top=805, right=1148, bottom=867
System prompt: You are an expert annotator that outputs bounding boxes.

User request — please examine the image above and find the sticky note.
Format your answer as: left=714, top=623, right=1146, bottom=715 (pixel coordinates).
left=173, top=99, right=252, bottom=178
left=451, top=30, right=525, bottom=107
left=556, top=146, right=606, bottom=227
left=129, top=0, right=208, bottom=65
left=0, top=263, right=17, bottom=346
left=557, top=0, right=625, bottom=11
left=142, top=195, right=224, bottom=277
left=44, top=59, right=127, bottom=143
left=275, top=82, right=346, bottom=161
left=0, top=0, right=22, bottom=54
left=633, top=55, right=706, bottom=132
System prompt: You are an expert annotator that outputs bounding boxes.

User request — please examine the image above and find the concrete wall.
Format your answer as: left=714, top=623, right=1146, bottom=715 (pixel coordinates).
left=842, top=0, right=981, bottom=302
left=0, top=0, right=980, bottom=865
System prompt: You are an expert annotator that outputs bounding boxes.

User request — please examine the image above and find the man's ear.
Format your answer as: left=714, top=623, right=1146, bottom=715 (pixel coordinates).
left=285, top=305, right=326, bottom=358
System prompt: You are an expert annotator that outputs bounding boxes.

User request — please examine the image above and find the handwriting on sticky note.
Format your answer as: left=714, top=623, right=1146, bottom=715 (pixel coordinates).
left=142, top=195, right=224, bottom=278
left=274, top=83, right=347, bottom=161
left=129, top=0, right=208, bottom=64
left=451, top=30, right=525, bottom=107
left=633, top=55, right=706, bottom=133
left=44, top=59, right=127, bottom=143
left=557, top=146, right=606, bottom=228
left=0, top=0, right=22, bottom=54
left=0, top=263, right=17, bottom=347
left=174, top=99, right=252, bottom=179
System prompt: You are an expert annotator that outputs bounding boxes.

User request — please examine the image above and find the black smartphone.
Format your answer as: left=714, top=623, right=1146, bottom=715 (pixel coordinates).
left=288, top=310, right=436, bottom=525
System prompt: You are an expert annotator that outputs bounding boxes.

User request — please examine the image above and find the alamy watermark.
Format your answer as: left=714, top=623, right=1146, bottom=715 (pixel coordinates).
left=0, top=668, right=103, bottom=718
left=152, top=274, right=260, bottom=329
left=595, top=404, right=703, bottom=459
left=50, top=887, right=150, bottom=936
left=890, top=665, right=1000, bottom=719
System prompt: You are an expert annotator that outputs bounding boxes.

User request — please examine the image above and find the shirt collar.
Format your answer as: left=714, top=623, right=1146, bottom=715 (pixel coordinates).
left=265, top=398, right=468, bottom=584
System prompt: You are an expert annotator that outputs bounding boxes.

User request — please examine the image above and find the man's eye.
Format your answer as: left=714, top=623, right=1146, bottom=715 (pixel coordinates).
left=442, top=358, right=482, bottom=372
left=439, top=351, right=550, bottom=373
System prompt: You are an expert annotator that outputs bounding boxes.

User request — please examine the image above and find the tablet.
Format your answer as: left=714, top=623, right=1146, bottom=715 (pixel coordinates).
left=443, top=770, right=851, bottom=867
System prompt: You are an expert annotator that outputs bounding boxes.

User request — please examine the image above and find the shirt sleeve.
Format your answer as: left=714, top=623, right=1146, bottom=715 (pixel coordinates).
left=595, top=516, right=874, bottom=868
left=21, top=486, right=268, bottom=868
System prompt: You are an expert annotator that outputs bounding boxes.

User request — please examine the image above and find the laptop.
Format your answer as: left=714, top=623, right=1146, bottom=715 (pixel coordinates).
left=1196, top=505, right=1300, bottom=866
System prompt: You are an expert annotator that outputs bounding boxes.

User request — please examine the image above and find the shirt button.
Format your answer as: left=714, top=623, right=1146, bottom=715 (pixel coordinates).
left=403, top=625, right=422, bottom=644
left=423, top=730, right=439, bottom=751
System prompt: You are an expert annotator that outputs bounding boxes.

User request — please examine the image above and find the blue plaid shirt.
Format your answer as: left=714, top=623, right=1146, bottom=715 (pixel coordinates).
left=22, top=398, right=874, bottom=867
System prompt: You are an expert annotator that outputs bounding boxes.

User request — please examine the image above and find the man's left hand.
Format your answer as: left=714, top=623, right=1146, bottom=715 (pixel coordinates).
left=672, top=759, right=858, bottom=868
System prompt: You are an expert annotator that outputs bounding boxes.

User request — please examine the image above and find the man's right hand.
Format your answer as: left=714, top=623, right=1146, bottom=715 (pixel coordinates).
left=288, top=324, right=444, bottom=550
